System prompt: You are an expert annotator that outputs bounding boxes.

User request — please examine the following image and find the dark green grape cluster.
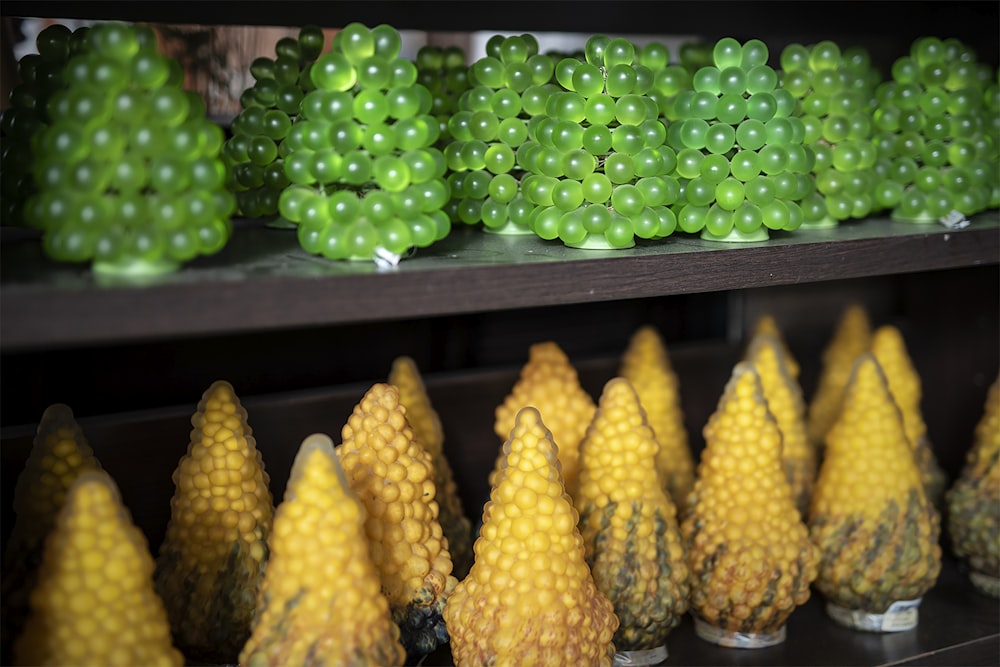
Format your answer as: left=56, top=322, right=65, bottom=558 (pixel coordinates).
left=1, top=24, right=90, bottom=228
left=678, top=40, right=714, bottom=74
left=224, top=25, right=326, bottom=226
left=277, top=22, right=451, bottom=260
left=415, top=43, right=470, bottom=146
left=871, top=37, right=998, bottom=222
left=667, top=37, right=813, bottom=241
left=779, top=41, right=883, bottom=227
left=445, top=33, right=557, bottom=234
left=20, top=21, right=235, bottom=275
left=518, top=34, right=679, bottom=249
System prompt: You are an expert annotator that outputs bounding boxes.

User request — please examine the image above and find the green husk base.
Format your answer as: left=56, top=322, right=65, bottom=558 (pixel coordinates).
left=700, top=226, right=770, bottom=243
left=482, top=220, right=534, bottom=236
left=800, top=216, right=840, bottom=229
left=92, top=258, right=180, bottom=278
left=566, top=233, right=635, bottom=250
left=890, top=209, right=938, bottom=224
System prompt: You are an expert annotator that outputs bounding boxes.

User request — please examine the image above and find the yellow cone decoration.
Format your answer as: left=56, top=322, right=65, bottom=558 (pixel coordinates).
left=1, top=404, right=102, bottom=656
left=337, top=382, right=457, bottom=663
left=444, top=406, right=619, bottom=667
left=681, top=362, right=819, bottom=639
left=752, top=314, right=800, bottom=380
left=945, top=374, right=1000, bottom=597
left=14, top=470, right=183, bottom=667
left=576, top=378, right=690, bottom=651
left=806, top=303, right=872, bottom=448
left=808, top=354, right=942, bottom=614
left=389, top=355, right=474, bottom=580
left=493, top=341, right=597, bottom=497
left=871, top=324, right=947, bottom=505
left=240, top=433, right=406, bottom=666
left=745, top=333, right=816, bottom=516
left=618, top=325, right=695, bottom=508
left=154, top=380, right=274, bottom=664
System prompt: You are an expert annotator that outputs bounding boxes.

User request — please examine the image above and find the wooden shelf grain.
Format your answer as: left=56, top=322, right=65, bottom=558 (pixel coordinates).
left=2, top=214, right=997, bottom=351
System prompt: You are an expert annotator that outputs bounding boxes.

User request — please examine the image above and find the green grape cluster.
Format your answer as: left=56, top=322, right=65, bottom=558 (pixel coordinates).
left=518, top=34, right=680, bottom=248
left=415, top=43, right=470, bottom=146
left=678, top=40, right=714, bottom=74
left=1, top=24, right=90, bottom=228
left=871, top=37, right=998, bottom=222
left=224, top=25, right=326, bottom=225
left=276, top=22, right=451, bottom=260
left=779, top=41, right=883, bottom=227
left=445, top=33, right=557, bottom=234
left=667, top=36, right=814, bottom=241
left=20, top=21, right=235, bottom=275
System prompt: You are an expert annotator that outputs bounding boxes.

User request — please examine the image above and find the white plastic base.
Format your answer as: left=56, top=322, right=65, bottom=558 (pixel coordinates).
left=692, top=616, right=786, bottom=648
left=825, top=598, right=922, bottom=632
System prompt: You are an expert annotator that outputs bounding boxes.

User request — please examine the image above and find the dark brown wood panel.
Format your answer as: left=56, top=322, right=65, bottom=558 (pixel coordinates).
left=3, top=214, right=997, bottom=351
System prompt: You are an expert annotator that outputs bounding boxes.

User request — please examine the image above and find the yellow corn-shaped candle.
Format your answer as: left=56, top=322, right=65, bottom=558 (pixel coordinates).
left=493, top=341, right=597, bottom=497
left=808, top=353, right=942, bottom=617
left=443, top=406, right=619, bottom=667
left=618, top=325, right=695, bottom=509
left=153, top=380, right=274, bottom=664
left=14, top=470, right=183, bottom=667
left=745, top=333, right=816, bottom=516
left=945, top=374, right=1000, bottom=597
left=1, top=404, right=102, bottom=656
left=240, top=433, right=406, bottom=666
left=337, top=382, right=457, bottom=663
left=389, top=355, right=474, bottom=580
left=576, top=377, right=690, bottom=652
left=806, top=303, right=872, bottom=448
left=681, top=362, right=819, bottom=643
left=752, top=314, right=800, bottom=380
left=871, top=324, right=947, bottom=505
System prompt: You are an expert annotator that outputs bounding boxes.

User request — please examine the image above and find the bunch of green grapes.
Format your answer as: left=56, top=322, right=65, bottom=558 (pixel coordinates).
left=277, top=22, right=450, bottom=260
left=518, top=34, right=680, bottom=248
left=779, top=41, right=882, bottom=227
left=415, top=43, right=470, bottom=146
left=224, top=25, right=326, bottom=226
left=871, top=36, right=997, bottom=222
left=21, top=21, right=235, bottom=275
left=445, top=33, right=557, bottom=234
left=666, top=36, right=813, bottom=241
left=1, top=24, right=90, bottom=228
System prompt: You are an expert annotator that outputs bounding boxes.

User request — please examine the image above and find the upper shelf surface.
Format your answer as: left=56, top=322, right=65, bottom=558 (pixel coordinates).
left=2, top=214, right=998, bottom=350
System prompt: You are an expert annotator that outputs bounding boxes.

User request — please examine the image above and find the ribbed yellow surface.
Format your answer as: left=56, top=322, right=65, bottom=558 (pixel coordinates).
left=807, top=303, right=872, bottom=448
left=752, top=314, right=800, bottom=379
left=2, top=404, right=103, bottom=647
left=240, top=434, right=406, bottom=667
left=871, top=324, right=946, bottom=503
left=444, top=406, right=618, bottom=667
left=14, top=470, right=183, bottom=667
left=808, top=354, right=941, bottom=611
left=389, top=355, right=474, bottom=579
left=154, top=380, right=273, bottom=663
left=337, top=382, right=456, bottom=660
left=618, top=325, right=695, bottom=509
left=745, top=333, right=816, bottom=516
left=681, top=362, right=819, bottom=635
left=576, top=377, right=690, bottom=651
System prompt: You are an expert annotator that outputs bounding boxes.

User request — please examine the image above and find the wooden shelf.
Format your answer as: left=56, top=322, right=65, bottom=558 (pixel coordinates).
left=2, top=214, right=997, bottom=351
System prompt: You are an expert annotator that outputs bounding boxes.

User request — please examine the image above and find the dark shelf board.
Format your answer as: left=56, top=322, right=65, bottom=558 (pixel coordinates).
left=2, top=214, right=998, bottom=351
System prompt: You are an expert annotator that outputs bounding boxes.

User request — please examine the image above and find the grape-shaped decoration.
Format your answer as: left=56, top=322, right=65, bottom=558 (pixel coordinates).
left=447, top=33, right=554, bottom=235
left=668, top=37, right=813, bottom=242
left=23, top=21, right=235, bottom=276
left=873, top=37, right=996, bottom=222
left=778, top=41, right=882, bottom=228
left=223, top=25, right=327, bottom=228
left=277, top=22, right=450, bottom=261
left=519, top=34, right=679, bottom=249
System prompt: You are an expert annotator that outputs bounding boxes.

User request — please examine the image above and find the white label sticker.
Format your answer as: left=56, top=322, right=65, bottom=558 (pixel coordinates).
left=939, top=210, right=970, bottom=229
